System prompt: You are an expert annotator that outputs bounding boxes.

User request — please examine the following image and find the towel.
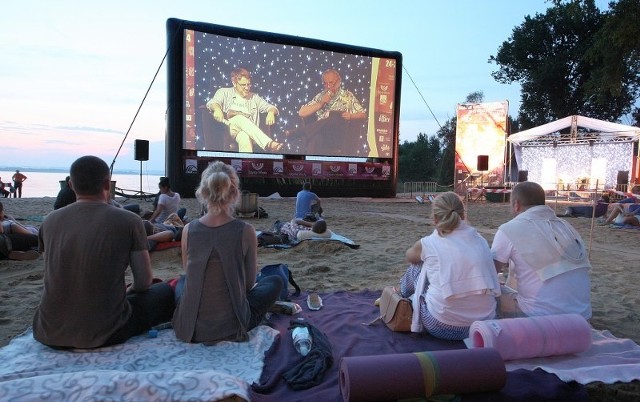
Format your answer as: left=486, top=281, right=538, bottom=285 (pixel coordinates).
left=505, top=329, right=640, bottom=384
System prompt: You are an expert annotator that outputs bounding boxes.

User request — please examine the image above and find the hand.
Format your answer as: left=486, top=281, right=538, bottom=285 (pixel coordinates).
left=266, top=110, right=276, bottom=125
left=213, top=108, right=224, bottom=123
left=341, top=112, right=351, bottom=120
left=320, top=90, right=333, bottom=105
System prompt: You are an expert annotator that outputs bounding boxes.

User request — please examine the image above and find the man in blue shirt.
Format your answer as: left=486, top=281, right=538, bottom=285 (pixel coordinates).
left=294, top=182, right=323, bottom=222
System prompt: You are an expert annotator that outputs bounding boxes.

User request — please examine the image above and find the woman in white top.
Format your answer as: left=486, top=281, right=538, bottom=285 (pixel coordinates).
left=148, top=177, right=181, bottom=224
left=400, top=192, right=500, bottom=340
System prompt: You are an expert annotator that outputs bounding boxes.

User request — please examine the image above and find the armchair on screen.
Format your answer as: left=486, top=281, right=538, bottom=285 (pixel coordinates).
left=298, top=113, right=368, bottom=156
left=198, top=105, right=273, bottom=153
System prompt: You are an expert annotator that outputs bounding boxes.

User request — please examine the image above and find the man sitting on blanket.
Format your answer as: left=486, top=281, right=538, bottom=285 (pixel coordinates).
left=492, top=181, right=592, bottom=320
left=33, top=155, right=175, bottom=349
left=294, top=182, right=323, bottom=223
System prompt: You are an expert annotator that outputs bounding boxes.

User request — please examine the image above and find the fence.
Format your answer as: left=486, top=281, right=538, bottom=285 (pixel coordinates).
left=402, top=182, right=438, bottom=198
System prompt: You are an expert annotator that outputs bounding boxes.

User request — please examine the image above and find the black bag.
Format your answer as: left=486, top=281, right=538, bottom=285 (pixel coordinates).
left=254, top=206, right=269, bottom=218
left=256, top=263, right=301, bottom=301
left=0, top=234, right=12, bottom=259
left=257, top=231, right=289, bottom=247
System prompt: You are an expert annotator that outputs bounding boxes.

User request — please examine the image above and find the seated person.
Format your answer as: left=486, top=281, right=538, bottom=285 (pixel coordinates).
left=32, top=155, right=174, bottom=349
left=294, top=182, right=323, bottom=224
left=492, top=182, right=592, bottom=320
left=0, top=177, right=10, bottom=198
left=147, top=177, right=182, bottom=224
left=53, top=176, right=77, bottom=210
left=400, top=192, right=500, bottom=341
left=172, top=161, right=282, bottom=344
left=0, top=201, right=38, bottom=235
left=598, top=202, right=640, bottom=226
left=0, top=232, right=39, bottom=261
left=287, top=69, right=366, bottom=155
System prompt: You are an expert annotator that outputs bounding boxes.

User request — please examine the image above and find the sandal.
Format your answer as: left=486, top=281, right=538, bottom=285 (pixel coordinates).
left=307, top=293, right=323, bottom=310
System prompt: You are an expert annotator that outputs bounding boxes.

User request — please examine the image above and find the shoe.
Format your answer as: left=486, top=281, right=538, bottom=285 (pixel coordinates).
left=307, top=293, right=323, bottom=310
left=267, top=141, right=284, bottom=152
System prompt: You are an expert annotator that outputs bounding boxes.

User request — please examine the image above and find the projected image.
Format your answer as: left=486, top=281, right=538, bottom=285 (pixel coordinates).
left=183, top=29, right=397, bottom=158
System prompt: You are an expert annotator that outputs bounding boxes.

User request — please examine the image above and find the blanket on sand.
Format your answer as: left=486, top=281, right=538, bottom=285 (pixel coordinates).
left=0, top=325, right=278, bottom=401
left=256, top=230, right=359, bottom=249
left=251, top=290, right=589, bottom=401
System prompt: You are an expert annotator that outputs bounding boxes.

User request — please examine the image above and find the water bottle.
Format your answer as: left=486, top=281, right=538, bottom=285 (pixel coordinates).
left=292, top=326, right=313, bottom=356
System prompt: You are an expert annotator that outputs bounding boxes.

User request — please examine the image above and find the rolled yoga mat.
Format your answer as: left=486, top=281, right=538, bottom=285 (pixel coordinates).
left=470, top=313, right=592, bottom=361
left=339, top=348, right=506, bottom=402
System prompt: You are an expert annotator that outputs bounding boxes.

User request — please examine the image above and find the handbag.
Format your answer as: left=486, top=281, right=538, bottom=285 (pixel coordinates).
left=365, top=286, right=413, bottom=332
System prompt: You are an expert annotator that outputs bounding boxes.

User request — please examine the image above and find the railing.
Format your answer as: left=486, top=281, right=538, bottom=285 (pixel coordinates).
left=402, top=182, right=438, bottom=197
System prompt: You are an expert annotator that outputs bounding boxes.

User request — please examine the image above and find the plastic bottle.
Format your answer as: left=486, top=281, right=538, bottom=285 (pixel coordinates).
left=292, top=326, right=313, bottom=356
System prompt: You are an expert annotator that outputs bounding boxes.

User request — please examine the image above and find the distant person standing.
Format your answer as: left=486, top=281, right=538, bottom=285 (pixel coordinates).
left=12, top=170, right=27, bottom=198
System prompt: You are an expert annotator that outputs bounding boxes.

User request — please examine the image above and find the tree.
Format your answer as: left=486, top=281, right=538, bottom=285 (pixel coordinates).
left=398, top=133, right=441, bottom=182
left=489, top=0, right=636, bottom=128
left=584, top=0, right=640, bottom=123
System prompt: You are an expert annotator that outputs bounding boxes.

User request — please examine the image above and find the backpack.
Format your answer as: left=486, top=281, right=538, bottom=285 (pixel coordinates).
left=256, top=263, right=301, bottom=301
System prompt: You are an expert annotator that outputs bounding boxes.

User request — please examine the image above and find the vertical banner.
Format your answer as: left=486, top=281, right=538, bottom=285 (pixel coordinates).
left=369, top=58, right=396, bottom=158
left=184, top=30, right=196, bottom=148
left=455, top=101, right=509, bottom=187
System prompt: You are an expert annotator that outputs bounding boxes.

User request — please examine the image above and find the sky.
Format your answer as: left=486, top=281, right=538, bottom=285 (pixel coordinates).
left=0, top=0, right=612, bottom=173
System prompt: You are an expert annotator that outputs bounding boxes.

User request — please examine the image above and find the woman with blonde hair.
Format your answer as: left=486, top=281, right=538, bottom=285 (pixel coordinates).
left=172, top=161, right=282, bottom=344
left=399, top=191, right=500, bottom=340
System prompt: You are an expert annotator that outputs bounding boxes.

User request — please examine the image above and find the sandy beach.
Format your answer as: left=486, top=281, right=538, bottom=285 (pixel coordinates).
left=1, top=194, right=639, bottom=398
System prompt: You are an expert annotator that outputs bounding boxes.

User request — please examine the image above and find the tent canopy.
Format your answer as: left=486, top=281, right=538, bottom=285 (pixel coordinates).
left=508, top=115, right=640, bottom=146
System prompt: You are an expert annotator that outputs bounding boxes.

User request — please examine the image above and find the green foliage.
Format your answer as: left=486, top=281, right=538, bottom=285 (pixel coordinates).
left=584, top=0, right=640, bottom=122
left=398, top=133, right=441, bottom=182
left=489, top=0, right=638, bottom=128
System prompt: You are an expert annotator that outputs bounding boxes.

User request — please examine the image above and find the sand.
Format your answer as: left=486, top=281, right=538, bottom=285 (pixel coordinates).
left=1, top=194, right=639, bottom=399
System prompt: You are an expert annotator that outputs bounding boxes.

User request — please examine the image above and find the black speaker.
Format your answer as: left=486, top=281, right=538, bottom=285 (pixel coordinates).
left=518, top=170, right=529, bottom=182
left=134, top=139, right=149, bottom=161
left=477, top=155, right=489, bottom=172
left=617, top=170, right=629, bottom=186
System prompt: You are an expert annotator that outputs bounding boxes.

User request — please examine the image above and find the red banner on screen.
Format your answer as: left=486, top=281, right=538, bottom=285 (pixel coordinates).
left=215, top=158, right=390, bottom=180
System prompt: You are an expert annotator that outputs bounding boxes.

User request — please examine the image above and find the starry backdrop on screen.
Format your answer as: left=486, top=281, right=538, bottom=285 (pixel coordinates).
left=194, top=32, right=372, bottom=141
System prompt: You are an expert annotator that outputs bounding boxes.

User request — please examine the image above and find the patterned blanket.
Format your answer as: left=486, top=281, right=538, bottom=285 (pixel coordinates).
left=0, top=325, right=278, bottom=401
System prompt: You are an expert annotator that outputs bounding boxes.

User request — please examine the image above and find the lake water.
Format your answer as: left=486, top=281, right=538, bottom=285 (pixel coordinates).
left=0, top=170, right=165, bottom=198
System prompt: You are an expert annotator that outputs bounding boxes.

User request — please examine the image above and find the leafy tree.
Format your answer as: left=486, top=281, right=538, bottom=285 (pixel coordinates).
left=584, top=0, right=640, bottom=123
left=436, top=118, right=456, bottom=186
left=398, top=133, right=441, bottom=182
left=489, top=0, right=634, bottom=128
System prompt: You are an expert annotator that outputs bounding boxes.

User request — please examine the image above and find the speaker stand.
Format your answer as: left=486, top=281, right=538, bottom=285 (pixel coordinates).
left=124, top=160, right=153, bottom=201
left=476, top=172, right=487, bottom=202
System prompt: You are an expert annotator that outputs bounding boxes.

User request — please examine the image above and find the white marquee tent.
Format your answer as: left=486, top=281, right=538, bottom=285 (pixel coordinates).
left=507, top=115, right=640, bottom=190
